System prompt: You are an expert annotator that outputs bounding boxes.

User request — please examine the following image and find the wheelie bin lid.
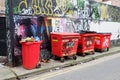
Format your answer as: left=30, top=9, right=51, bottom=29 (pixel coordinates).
left=96, top=32, right=112, bottom=35
left=20, top=40, right=42, bottom=45
left=51, top=32, right=80, bottom=36
left=77, top=30, right=96, bottom=34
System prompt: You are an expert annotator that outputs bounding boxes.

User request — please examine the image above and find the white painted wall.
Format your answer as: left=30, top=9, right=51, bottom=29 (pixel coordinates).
left=90, top=22, right=120, bottom=40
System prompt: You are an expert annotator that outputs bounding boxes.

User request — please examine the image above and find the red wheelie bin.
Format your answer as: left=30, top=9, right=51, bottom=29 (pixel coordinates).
left=51, top=32, right=79, bottom=62
left=21, top=41, right=42, bottom=69
left=95, top=33, right=111, bottom=52
left=77, top=33, right=96, bottom=57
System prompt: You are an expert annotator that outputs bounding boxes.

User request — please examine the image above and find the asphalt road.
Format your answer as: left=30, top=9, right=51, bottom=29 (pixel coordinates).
left=24, top=53, right=120, bottom=80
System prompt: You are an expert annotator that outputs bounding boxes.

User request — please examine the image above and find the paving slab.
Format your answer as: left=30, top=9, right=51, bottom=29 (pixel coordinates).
left=0, top=64, right=16, bottom=80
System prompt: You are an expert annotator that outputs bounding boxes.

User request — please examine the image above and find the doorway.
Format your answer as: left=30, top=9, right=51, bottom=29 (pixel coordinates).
left=0, top=17, right=6, bottom=56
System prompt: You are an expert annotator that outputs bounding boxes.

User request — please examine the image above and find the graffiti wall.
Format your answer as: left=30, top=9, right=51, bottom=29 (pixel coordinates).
left=52, top=18, right=91, bottom=32
left=9, top=0, right=120, bottom=64
left=12, top=0, right=120, bottom=22
left=13, top=16, right=52, bottom=60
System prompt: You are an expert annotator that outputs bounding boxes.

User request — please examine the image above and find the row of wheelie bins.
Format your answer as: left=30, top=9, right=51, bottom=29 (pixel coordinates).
left=21, top=31, right=111, bottom=69
left=51, top=32, right=111, bottom=62
left=51, top=33, right=79, bottom=62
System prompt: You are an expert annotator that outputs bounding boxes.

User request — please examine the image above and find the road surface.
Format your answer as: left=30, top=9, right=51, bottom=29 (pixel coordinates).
left=23, top=53, right=120, bottom=80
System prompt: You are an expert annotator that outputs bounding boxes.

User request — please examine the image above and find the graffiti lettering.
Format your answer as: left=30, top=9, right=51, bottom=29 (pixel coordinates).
left=16, top=0, right=69, bottom=16
left=100, top=5, right=108, bottom=20
left=92, top=3, right=100, bottom=19
left=32, top=0, right=41, bottom=15
left=77, top=0, right=84, bottom=9
left=54, top=19, right=61, bottom=32
left=52, top=18, right=91, bottom=33
left=109, top=7, right=120, bottom=22
left=44, top=0, right=53, bottom=15
left=53, top=0, right=69, bottom=16
left=77, top=0, right=93, bottom=19
left=73, top=19, right=90, bottom=31
left=13, top=7, right=19, bottom=14
left=74, top=20, right=83, bottom=32
left=18, top=0, right=28, bottom=14
left=66, top=21, right=74, bottom=32
left=21, top=7, right=33, bottom=15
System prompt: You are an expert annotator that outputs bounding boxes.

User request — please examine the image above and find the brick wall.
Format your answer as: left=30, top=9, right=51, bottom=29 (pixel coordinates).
left=95, top=0, right=120, bottom=7
left=111, top=0, right=120, bottom=7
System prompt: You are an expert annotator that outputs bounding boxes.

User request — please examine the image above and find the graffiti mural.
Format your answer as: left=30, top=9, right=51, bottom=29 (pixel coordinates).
left=92, top=3, right=100, bottom=20
left=108, top=6, right=120, bottom=22
left=52, top=18, right=64, bottom=32
left=66, top=19, right=90, bottom=32
left=12, top=0, right=70, bottom=16
left=12, top=0, right=120, bottom=22
left=100, top=4, right=109, bottom=20
left=13, top=16, right=52, bottom=61
left=51, top=18, right=91, bottom=32
left=6, top=0, right=120, bottom=66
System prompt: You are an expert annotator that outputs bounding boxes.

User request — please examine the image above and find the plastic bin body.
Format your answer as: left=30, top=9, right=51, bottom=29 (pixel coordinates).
left=51, top=33, right=79, bottom=57
left=21, top=41, right=42, bottom=69
left=77, top=33, right=95, bottom=55
left=95, top=33, right=111, bottom=50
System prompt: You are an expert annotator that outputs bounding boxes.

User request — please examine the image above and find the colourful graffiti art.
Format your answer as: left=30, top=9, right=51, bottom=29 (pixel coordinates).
left=13, top=16, right=52, bottom=60
left=100, top=4, right=109, bottom=20
left=52, top=18, right=64, bottom=32
left=11, top=0, right=120, bottom=61
left=12, top=0, right=70, bottom=16
left=12, top=0, right=120, bottom=22
left=108, top=6, right=120, bottom=22
left=6, top=0, right=120, bottom=66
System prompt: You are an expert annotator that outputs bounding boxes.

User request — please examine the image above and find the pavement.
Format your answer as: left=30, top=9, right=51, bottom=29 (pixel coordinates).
left=0, top=46, right=120, bottom=80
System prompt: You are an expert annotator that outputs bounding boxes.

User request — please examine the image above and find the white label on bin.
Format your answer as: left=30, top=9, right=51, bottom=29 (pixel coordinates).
left=95, top=39, right=100, bottom=45
left=87, top=40, right=92, bottom=45
left=103, top=37, right=109, bottom=47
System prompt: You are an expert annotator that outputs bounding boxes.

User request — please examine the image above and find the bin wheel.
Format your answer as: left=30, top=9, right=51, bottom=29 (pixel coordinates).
left=107, top=48, right=109, bottom=51
left=36, top=63, right=41, bottom=68
left=100, top=49, right=103, bottom=53
left=92, top=52, right=95, bottom=55
left=73, top=55, right=77, bottom=60
left=81, top=53, right=85, bottom=57
left=52, top=55, right=56, bottom=60
left=60, top=57, right=65, bottom=62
